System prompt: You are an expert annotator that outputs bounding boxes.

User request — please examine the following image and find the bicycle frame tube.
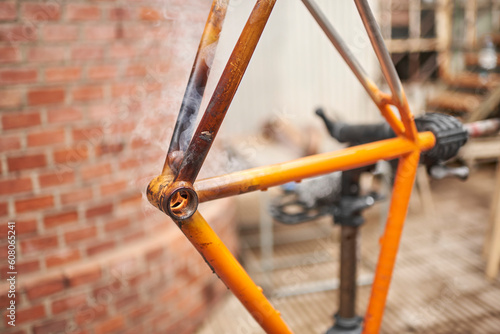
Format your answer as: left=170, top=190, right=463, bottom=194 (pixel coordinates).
left=166, top=0, right=229, bottom=172
left=174, top=0, right=277, bottom=184
left=354, top=0, right=418, bottom=141
left=148, top=1, right=435, bottom=333
left=300, top=0, right=406, bottom=137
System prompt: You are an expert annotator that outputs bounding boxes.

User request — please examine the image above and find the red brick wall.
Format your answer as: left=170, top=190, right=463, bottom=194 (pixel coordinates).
left=0, top=1, right=238, bottom=333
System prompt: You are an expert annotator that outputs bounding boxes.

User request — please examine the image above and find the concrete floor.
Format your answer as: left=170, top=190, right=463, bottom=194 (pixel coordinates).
left=196, top=164, right=500, bottom=334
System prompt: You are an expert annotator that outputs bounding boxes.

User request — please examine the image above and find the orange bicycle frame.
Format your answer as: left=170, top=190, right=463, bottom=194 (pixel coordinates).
left=147, top=1, right=436, bottom=333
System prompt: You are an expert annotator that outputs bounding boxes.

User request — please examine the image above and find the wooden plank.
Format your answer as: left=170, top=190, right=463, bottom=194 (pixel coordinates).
left=459, top=135, right=500, bottom=161
left=409, top=0, right=421, bottom=39
left=469, top=84, right=500, bottom=122
left=426, top=91, right=482, bottom=113
left=436, top=0, right=453, bottom=79
left=486, top=162, right=500, bottom=279
left=464, top=52, right=500, bottom=68
left=443, top=72, right=500, bottom=90
left=465, top=0, right=478, bottom=50
left=386, top=38, right=439, bottom=53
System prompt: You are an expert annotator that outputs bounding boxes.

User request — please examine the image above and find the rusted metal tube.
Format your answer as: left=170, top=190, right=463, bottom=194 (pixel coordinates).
left=363, top=151, right=420, bottom=334
left=339, top=225, right=358, bottom=319
left=175, top=0, right=278, bottom=183
left=178, top=211, right=294, bottom=334
left=193, top=132, right=435, bottom=202
left=354, top=0, right=403, bottom=108
left=301, top=0, right=405, bottom=136
left=354, top=0, right=418, bottom=141
left=166, top=0, right=229, bottom=173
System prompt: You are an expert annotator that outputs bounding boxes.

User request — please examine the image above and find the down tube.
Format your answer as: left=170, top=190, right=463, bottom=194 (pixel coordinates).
left=178, top=211, right=293, bottom=334
left=363, top=150, right=420, bottom=334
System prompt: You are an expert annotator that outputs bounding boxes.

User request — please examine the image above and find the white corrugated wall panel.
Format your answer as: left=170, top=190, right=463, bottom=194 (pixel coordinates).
left=202, top=0, right=383, bottom=137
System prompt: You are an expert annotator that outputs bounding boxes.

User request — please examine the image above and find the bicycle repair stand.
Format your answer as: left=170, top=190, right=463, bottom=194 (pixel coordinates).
left=326, top=166, right=376, bottom=334
left=270, top=111, right=468, bottom=333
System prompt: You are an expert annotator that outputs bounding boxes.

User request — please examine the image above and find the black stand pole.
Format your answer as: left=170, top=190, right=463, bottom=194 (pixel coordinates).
left=326, top=168, right=368, bottom=334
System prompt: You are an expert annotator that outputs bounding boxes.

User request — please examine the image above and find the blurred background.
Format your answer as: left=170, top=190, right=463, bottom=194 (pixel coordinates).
left=1, top=0, right=500, bottom=333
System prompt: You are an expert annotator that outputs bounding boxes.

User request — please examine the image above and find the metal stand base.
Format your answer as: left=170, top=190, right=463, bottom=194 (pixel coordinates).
left=325, top=315, right=363, bottom=334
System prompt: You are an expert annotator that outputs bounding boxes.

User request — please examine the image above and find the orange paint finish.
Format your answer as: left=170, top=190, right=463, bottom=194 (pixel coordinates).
left=195, top=132, right=435, bottom=202
left=179, top=211, right=293, bottom=334
left=363, top=150, right=421, bottom=334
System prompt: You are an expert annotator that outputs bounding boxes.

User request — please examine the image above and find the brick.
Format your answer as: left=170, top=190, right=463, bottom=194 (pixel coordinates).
left=95, top=316, right=125, bottom=334
left=115, top=292, right=138, bottom=309
left=119, top=157, right=140, bottom=170
left=39, top=170, right=75, bottom=188
left=0, top=46, right=20, bottom=63
left=28, top=46, right=66, bottom=62
left=120, top=193, right=142, bottom=208
left=104, top=217, right=130, bottom=232
left=125, top=64, right=147, bottom=77
left=86, top=203, right=113, bottom=218
left=0, top=202, right=7, bottom=216
left=122, top=24, right=147, bottom=39
left=61, top=188, right=92, bottom=205
left=17, top=259, right=40, bottom=274
left=28, top=87, right=65, bottom=105
left=123, top=229, right=145, bottom=243
left=112, top=83, right=135, bottom=97
left=45, top=66, right=81, bottom=83
left=16, top=219, right=38, bottom=235
left=52, top=294, right=86, bottom=315
left=22, top=2, right=61, bottom=21
left=87, top=240, right=115, bottom=256
left=140, top=7, right=162, bottom=21
left=0, top=68, right=37, bottom=84
left=15, top=195, right=54, bottom=213
left=71, top=45, right=104, bottom=60
left=72, top=126, right=104, bottom=144
left=20, top=234, right=58, bottom=254
left=2, top=111, right=41, bottom=130
left=25, top=273, right=65, bottom=300
left=0, top=217, right=36, bottom=237
left=67, top=4, right=101, bottom=21
left=72, top=85, right=103, bottom=101
left=0, top=135, right=21, bottom=152
left=43, top=24, right=78, bottom=42
left=128, top=303, right=153, bottom=320
left=75, top=304, right=107, bottom=326
left=46, top=249, right=81, bottom=268
left=109, top=44, right=136, bottom=59
left=33, top=320, right=67, bottom=334
left=100, top=180, right=127, bottom=196
left=88, top=104, right=109, bottom=120
left=0, top=88, right=23, bottom=108
left=66, top=264, right=101, bottom=287
left=84, top=25, right=116, bottom=41
left=110, top=121, right=135, bottom=134
left=0, top=177, right=32, bottom=195
left=109, top=7, right=133, bottom=20
left=0, top=2, right=16, bottom=20
left=8, top=154, right=46, bottom=171
left=87, top=64, right=117, bottom=80
left=15, top=304, right=46, bottom=325
left=0, top=260, right=38, bottom=277
left=27, top=128, right=65, bottom=147
left=81, top=163, right=112, bottom=180
left=146, top=247, right=164, bottom=262
left=47, top=107, right=82, bottom=123
left=53, top=146, right=89, bottom=164
left=65, top=226, right=97, bottom=243
left=44, top=210, right=78, bottom=228
left=0, top=202, right=9, bottom=216
left=0, top=24, right=37, bottom=42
